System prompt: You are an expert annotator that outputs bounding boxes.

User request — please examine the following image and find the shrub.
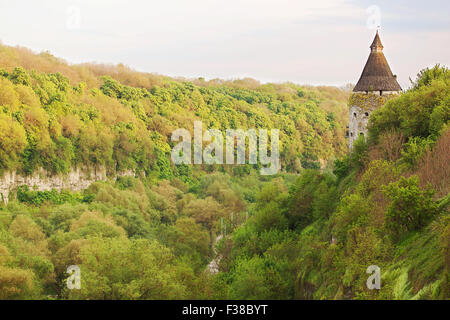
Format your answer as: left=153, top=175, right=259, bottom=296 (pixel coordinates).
left=400, top=136, right=433, bottom=169
left=369, top=71, right=449, bottom=141
left=349, top=135, right=368, bottom=170
left=383, top=176, right=439, bottom=239
left=333, top=157, right=350, bottom=180
left=17, top=185, right=82, bottom=205
left=410, top=64, right=449, bottom=91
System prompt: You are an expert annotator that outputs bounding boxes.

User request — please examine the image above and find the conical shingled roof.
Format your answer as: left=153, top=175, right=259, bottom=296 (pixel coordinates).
left=353, top=31, right=402, bottom=92
left=370, top=31, right=383, bottom=50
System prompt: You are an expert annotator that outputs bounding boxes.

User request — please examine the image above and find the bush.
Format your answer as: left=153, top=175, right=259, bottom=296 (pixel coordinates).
left=410, top=64, right=449, bottom=91
left=383, top=176, right=439, bottom=239
left=369, top=68, right=449, bottom=141
left=349, top=135, right=368, bottom=170
left=400, top=137, right=433, bottom=169
left=17, top=185, right=82, bottom=205
left=333, top=157, right=350, bottom=180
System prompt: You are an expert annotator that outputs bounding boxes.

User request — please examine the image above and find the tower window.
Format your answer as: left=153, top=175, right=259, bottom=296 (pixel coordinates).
left=365, top=112, right=369, bottom=117
left=350, top=132, right=353, bottom=137
left=353, top=112, right=357, bottom=118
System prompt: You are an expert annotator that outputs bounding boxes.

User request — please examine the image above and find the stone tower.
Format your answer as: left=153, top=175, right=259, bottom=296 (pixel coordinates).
left=348, top=31, right=402, bottom=149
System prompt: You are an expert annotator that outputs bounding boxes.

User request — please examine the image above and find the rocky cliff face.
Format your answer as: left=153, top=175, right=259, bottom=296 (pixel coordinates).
left=0, top=167, right=134, bottom=204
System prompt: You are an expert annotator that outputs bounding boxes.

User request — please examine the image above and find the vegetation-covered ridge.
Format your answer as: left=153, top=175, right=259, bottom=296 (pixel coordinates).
left=0, top=43, right=349, bottom=178
left=0, top=43, right=448, bottom=300
left=211, top=65, right=449, bottom=299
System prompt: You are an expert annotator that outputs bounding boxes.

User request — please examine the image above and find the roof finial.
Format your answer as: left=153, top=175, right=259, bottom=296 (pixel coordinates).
left=353, top=31, right=402, bottom=92
left=370, top=29, right=383, bottom=52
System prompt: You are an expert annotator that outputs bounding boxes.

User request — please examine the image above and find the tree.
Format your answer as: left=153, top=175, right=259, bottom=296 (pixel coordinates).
left=383, top=176, right=439, bottom=239
left=182, top=197, right=224, bottom=248
left=228, top=256, right=290, bottom=299
left=410, top=64, right=449, bottom=90
left=0, top=266, right=34, bottom=299
left=0, top=114, right=27, bottom=170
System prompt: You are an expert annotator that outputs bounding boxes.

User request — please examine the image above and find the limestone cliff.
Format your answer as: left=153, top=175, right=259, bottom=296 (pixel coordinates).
left=0, top=167, right=134, bottom=204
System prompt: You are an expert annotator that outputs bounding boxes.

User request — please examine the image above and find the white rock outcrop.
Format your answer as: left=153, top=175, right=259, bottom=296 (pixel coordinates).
left=0, top=166, right=134, bottom=204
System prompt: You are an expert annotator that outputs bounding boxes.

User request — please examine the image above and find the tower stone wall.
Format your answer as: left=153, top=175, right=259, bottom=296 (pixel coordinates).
left=348, top=31, right=402, bottom=150
left=348, top=91, right=399, bottom=149
left=348, top=104, right=371, bottom=149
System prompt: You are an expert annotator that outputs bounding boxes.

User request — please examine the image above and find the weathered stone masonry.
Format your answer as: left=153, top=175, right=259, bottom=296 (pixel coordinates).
left=348, top=31, right=402, bottom=150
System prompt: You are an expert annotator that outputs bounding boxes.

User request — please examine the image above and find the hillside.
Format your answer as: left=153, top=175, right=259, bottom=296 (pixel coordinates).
left=211, top=65, right=449, bottom=299
left=0, top=43, right=349, bottom=177
left=0, top=44, right=448, bottom=300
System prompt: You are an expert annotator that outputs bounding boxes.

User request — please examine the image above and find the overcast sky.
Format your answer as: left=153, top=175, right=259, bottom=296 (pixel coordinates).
left=0, top=0, right=449, bottom=88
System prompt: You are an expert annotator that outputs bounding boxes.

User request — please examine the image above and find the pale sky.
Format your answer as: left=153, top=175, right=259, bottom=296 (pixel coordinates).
left=0, top=0, right=449, bottom=88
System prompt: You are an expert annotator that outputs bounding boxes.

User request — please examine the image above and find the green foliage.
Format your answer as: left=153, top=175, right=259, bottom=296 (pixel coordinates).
left=349, top=135, right=369, bottom=170
left=369, top=65, right=449, bottom=141
left=16, top=185, right=86, bottom=206
left=0, top=53, right=349, bottom=175
left=0, top=45, right=448, bottom=300
left=333, top=156, right=350, bottom=180
left=410, top=64, right=449, bottom=90
left=0, top=114, right=27, bottom=171
left=383, top=176, right=439, bottom=239
left=227, top=255, right=291, bottom=299
left=216, top=66, right=449, bottom=299
left=61, top=237, right=189, bottom=299
left=9, top=67, right=32, bottom=86
left=333, top=193, right=372, bottom=243
left=287, top=170, right=338, bottom=230
left=400, top=136, right=433, bottom=169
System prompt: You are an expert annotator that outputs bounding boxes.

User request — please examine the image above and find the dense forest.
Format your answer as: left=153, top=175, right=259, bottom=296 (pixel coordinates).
left=0, top=44, right=448, bottom=299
